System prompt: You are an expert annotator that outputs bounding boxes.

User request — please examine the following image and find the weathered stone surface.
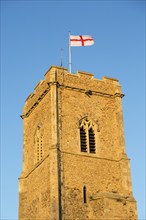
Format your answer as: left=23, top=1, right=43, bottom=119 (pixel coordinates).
left=19, top=65, right=137, bottom=220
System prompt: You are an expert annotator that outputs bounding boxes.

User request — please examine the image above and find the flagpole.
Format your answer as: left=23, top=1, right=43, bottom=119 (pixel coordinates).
left=69, top=31, right=72, bottom=73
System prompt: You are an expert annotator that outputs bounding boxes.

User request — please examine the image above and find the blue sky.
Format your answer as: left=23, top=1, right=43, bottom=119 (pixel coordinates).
left=1, top=1, right=145, bottom=219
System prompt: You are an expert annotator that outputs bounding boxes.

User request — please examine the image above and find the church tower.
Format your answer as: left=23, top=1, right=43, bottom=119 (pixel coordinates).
left=19, top=66, right=137, bottom=220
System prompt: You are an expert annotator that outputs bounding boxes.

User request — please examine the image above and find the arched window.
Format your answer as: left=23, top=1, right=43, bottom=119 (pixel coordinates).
left=89, top=128, right=95, bottom=153
left=79, top=117, right=96, bottom=154
left=80, top=127, right=87, bottom=152
left=35, top=125, right=44, bottom=163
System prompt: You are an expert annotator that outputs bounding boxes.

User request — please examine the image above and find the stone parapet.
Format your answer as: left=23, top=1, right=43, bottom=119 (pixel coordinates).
left=21, top=65, right=123, bottom=118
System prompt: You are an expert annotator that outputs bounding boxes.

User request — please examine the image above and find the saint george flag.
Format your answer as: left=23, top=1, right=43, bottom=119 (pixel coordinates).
left=70, top=35, right=94, bottom=47
left=68, top=33, right=94, bottom=73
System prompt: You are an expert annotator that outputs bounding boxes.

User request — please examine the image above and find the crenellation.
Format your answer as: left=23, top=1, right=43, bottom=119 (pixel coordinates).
left=22, top=81, right=50, bottom=117
left=77, top=70, right=94, bottom=77
left=34, top=80, right=43, bottom=92
left=22, top=66, right=124, bottom=119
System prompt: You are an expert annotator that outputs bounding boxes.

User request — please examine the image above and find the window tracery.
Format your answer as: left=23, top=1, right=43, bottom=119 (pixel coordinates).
left=79, top=117, right=96, bottom=154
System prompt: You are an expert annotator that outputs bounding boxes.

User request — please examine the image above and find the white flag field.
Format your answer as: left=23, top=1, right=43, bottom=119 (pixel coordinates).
left=70, top=35, right=94, bottom=47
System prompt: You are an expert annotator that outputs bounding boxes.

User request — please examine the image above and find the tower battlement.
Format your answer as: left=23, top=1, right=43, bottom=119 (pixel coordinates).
left=22, top=65, right=123, bottom=118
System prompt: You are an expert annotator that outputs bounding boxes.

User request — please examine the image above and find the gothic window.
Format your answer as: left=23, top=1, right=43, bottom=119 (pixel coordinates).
left=89, top=128, right=95, bottom=153
left=79, top=117, right=96, bottom=154
left=80, top=127, right=87, bottom=152
left=35, top=125, right=44, bottom=163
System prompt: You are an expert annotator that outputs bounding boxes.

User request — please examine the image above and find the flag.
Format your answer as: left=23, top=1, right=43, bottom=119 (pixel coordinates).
left=70, top=35, right=94, bottom=47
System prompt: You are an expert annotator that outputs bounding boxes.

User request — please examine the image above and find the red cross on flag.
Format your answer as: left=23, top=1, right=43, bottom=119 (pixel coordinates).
left=70, top=35, right=94, bottom=47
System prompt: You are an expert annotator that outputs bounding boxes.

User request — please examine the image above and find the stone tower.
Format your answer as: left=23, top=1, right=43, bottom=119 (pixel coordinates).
left=19, top=66, right=137, bottom=220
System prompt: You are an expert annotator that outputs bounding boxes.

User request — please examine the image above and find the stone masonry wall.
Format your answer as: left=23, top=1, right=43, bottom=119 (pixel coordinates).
left=19, top=157, right=50, bottom=220
left=19, top=87, right=52, bottom=219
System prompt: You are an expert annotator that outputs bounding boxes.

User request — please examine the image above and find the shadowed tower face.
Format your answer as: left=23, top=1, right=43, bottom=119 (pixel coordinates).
left=19, top=66, right=137, bottom=220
